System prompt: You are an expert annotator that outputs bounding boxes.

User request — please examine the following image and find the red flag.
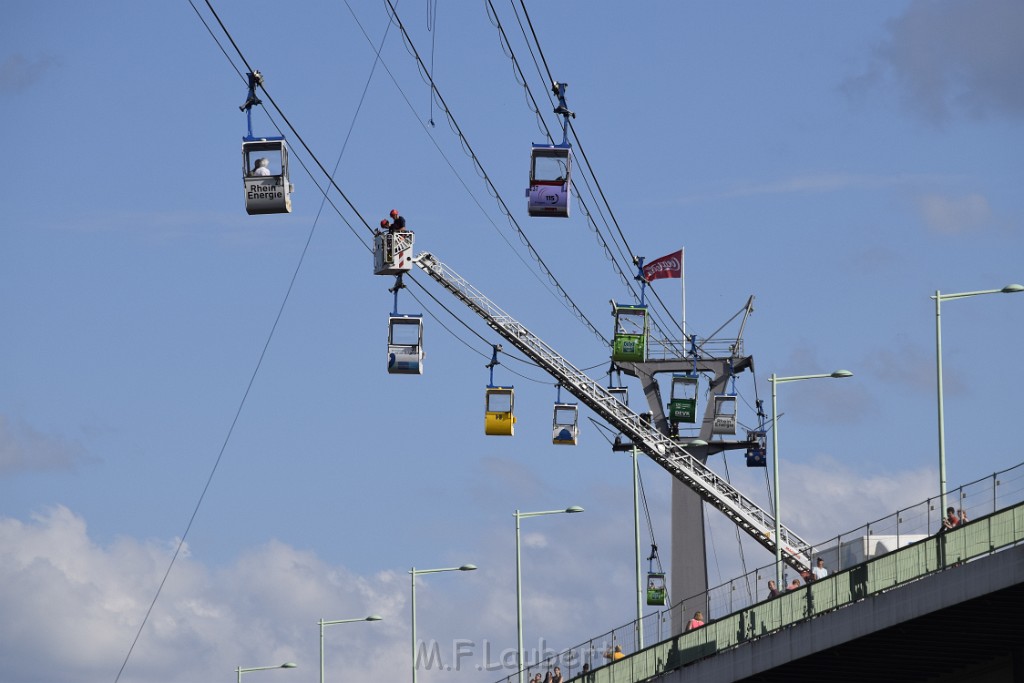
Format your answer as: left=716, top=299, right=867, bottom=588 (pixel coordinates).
left=642, top=249, right=683, bottom=282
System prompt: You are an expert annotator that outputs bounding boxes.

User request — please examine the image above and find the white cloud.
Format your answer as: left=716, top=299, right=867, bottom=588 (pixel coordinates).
left=781, top=455, right=933, bottom=541
left=678, top=172, right=925, bottom=204
left=0, top=457, right=943, bottom=683
left=0, top=415, right=92, bottom=476
left=0, top=54, right=57, bottom=94
left=917, top=193, right=992, bottom=234
left=0, top=506, right=405, bottom=683
left=849, top=0, right=1024, bottom=122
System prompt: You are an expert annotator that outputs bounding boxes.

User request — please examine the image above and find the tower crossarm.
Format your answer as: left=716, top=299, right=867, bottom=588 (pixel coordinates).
left=414, top=253, right=812, bottom=573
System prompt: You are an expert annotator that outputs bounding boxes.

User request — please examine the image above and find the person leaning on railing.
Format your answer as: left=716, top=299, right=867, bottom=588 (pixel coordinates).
left=602, top=645, right=625, bottom=662
left=942, top=505, right=966, bottom=532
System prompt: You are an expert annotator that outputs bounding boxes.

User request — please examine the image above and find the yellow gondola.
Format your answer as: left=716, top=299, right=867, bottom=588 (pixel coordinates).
left=485, top=386, right=516, bottom=436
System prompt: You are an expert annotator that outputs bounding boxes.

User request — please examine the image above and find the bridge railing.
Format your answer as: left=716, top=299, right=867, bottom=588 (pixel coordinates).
left=493, top=461, right=1024, bottom=683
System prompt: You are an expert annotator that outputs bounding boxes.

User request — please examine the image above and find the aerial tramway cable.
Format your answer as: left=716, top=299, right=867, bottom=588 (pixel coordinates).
left=382, top=0, right=608, bottom=346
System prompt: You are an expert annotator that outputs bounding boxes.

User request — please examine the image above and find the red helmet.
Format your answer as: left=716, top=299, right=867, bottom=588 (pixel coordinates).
left=390, top=209, right=399, bottom=218
left=380, top=219, right=390, bottom=228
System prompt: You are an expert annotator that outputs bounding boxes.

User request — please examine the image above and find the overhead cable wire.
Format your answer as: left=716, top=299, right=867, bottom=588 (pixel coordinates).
left=404, top=275, right=546, bottom=380
left=514, top=0, right=637, bottom=264
left=515, top=0, right=642, bottom=275
left=202, top=0, right=376, bottom=237
left=204, top=0, right=568, bottom=362
left=486, top=0, right=641, bottom=305
left=113, top=117, right=326, bottom=683
left=501, top=0, right=685, bottom=353
left=510, top=3, right=687, bottom=352
left=114, top=4, right=393, bottom=680
left=341, top=1, right=576, bottom=318
left=382, top=0, right=608, bottom=347
left=501, top=0, right=637, bottom=278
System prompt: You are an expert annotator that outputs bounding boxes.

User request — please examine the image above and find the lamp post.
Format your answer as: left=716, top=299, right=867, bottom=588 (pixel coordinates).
left=319, top=615, right=381, bottom=683
left=236, top=662, right=297, bottom=683
left=515, top=506, right=584, bottom=683
left=632, top=447, right=643, bottom=651
left=769, top=370, right=852, bottom=588
left=933, top=284, right=1022, bottom=515
left=410, top=564, right=476, bottom=683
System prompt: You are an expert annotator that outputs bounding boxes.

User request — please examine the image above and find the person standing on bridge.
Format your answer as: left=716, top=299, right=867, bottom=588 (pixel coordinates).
left=943, top=506, right=962, bottom=530
left=603, top=645, right=625, bottom=662
left=811, top=557, right=829, bottom=580
left=685, top=611, right=705, bottom=631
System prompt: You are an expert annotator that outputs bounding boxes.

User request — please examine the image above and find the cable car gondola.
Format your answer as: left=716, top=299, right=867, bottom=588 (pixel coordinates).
left=745, top=429, right=767, bottom=467
left=485, top=346, right=516, bottom=436
left=387, top=314, right=424, bottom=375
left=552, top=403, right=578, bottom=445
left=646, top=545, right=667, bottom=606
left=552, top=385, right=578, bottom=445
left=485, top=386, right=516, bottom=436
left=611, top=303, right=649, bottom=363
left=527, top=144, right=571, bottom=218
left=668, top=374, right=699, bottom=425
left=646, top=572, right=667, bottom=606
left=526, top=81, right=574, bottom=218
left=239, top=71, right=293, bottom=215
left=711, top=394, right=738, bottom=435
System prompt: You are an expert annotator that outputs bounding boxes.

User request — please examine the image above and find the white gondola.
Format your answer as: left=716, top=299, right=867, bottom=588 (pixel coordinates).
left=374, top=229, right=415, bottom=275
left=552, top=403, right=579, bottom=445
left=387, top=315, right=423, bottom=375
left=711, top=394, right=738, bottom=435
left=242, top=137, right=293, bottom=215
left=239, top=71, right=293, bottom=215
left=526, top=81, right=574, bottom=218
left=526, top=144, right=571, bottom=218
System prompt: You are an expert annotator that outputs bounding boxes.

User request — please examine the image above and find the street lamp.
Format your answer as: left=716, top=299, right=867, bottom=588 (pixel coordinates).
left=236, top=662, right=297, bottom=683
left=515, top=506, right=584, bottom=683
left=319, top=615, right=381, bottom=683
left=769, top=370, right=852, bottom=588
left=410, top=564, right=476, bottom=683
left=933, top=284, right=1022, bottom=515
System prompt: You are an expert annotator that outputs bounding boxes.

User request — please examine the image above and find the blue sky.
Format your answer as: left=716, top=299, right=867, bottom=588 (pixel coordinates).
left=2, top=1, right=1023, bottom=682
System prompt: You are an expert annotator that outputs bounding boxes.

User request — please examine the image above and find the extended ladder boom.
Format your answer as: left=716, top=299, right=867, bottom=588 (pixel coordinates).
left=414, top=253, right=813, bottom=573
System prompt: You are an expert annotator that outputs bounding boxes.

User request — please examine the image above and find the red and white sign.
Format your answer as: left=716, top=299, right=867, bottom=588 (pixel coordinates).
left=642, top=249, right=683, bottom=282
